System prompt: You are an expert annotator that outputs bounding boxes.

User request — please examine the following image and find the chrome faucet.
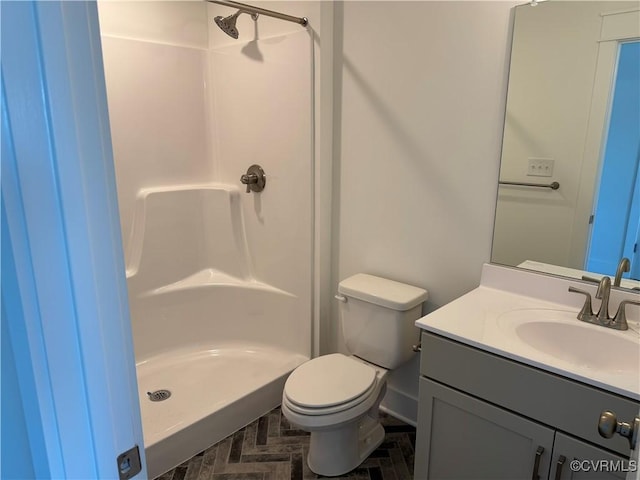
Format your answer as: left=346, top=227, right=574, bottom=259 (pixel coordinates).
left=240, top=164, right=266, bottom=193
left=568, top=275, right=638, bottom=330
left=581, top=257, right=631, bottom=286
left=614, top=257, right=631, bottom=287
left=595, top=276, right=612, bottom=323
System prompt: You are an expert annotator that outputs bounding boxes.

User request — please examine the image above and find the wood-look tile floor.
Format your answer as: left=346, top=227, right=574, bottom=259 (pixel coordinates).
left=154, top=407, right=415, bottom=480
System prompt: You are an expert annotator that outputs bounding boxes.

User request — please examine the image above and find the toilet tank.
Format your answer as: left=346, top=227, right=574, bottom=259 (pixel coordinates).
left=338, top=274, right=428, bottom=369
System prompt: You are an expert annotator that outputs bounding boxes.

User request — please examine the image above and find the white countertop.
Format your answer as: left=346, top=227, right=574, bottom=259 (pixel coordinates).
left=416, top=264, right=640, bottom=401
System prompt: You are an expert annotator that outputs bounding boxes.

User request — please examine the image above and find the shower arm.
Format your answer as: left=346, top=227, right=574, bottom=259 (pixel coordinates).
left=206, top=0, right=308, bottom=27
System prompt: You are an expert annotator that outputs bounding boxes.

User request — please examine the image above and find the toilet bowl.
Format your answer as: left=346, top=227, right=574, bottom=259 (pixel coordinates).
left=282, top=353, right=388, bottom=476
left=282, top=274, right=428, bottom=476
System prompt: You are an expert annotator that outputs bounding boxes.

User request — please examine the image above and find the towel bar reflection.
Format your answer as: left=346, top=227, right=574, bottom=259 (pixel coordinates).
left=499, top=181, right=560, bottom=190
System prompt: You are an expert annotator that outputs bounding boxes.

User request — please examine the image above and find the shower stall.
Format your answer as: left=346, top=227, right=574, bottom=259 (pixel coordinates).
left=97, top=2, right=314, bottom=477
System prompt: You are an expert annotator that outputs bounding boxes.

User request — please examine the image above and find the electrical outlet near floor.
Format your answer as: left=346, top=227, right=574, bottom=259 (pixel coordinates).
left=527, top=158, right=554, bottom=177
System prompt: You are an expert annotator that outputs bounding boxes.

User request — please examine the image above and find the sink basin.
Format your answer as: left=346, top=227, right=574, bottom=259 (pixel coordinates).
left=496, top=309, right=640, bottom=375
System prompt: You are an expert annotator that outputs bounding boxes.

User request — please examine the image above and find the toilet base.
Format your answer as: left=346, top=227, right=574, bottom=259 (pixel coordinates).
left=307, top=413, right=385, bottom=477
left=282, top=356, right=390, bottom=477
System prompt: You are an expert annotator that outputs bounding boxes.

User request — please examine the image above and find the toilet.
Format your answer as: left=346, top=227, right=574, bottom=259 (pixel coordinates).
left=282, top=273, right=428, bottom=476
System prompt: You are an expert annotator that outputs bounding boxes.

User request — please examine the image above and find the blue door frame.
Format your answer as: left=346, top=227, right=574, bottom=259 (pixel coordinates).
left=1, top=1, right=146, bottom=478
left=587, top=41, right=640, bottom=279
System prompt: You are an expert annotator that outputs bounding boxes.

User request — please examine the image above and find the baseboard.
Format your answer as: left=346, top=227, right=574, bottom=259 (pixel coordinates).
left=380, top=384, right=418, bottom=427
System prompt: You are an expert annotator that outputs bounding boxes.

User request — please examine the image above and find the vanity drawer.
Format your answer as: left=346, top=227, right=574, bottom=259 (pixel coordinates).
left=420, top=331, right=639, bottom=456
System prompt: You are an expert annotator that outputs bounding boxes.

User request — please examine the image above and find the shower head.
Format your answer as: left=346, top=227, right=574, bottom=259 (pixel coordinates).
left=214, top=10, right=258, bottom=39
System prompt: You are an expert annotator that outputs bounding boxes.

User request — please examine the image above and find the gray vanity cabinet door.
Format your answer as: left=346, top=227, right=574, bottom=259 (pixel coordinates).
left=550, top=432, right=629, bottom=480
left=415, top=378, right=554, bottom=480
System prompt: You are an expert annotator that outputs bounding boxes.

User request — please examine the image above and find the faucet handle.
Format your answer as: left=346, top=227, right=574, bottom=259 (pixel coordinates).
left=240, top=164, right=266, bottom=194
left=240, top=173, right=258, bottom=193
left=568, top=287, right=594, bottom=321
left=611, top=299, right=640, bottom=331
left=581, top=275, right=600, bottom=284
left=594, top=276, right=613, bottom=323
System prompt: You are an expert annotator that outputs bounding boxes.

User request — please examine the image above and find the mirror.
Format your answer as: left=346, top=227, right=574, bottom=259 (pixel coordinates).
left=492, top=1, right=640, bottom=289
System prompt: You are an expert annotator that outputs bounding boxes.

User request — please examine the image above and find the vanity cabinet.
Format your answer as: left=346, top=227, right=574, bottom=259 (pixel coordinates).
left=415, top=332, right=638, bottom=480
left=418, top=378, right=555, bottom=479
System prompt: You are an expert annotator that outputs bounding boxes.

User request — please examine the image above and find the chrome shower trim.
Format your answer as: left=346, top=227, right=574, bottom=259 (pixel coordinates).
left=207, top=0, right=308, bottom=27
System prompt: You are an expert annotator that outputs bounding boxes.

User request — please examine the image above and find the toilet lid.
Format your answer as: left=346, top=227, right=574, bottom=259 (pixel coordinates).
left=284, top=354, right=377, bottom=408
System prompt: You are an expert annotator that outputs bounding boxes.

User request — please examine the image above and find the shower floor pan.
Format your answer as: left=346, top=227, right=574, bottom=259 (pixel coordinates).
left=137, top=344, right=307, bottom=479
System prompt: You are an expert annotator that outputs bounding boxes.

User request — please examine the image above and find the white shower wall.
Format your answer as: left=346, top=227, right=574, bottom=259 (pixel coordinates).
left=209, top=30, right=312, bottom=301
left=97, top=0, right=322, bottom=375
left=98, top=1, right=211, bottom=252
left=206, top=1, right=328, bottom=355
left=99, top=1, right=315, bottom=329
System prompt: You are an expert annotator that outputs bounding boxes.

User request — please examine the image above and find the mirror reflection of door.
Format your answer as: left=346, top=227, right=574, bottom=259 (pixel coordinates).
left=491, top=3, right=640, bottom=286
left=586, top=41, right=640, bottom=280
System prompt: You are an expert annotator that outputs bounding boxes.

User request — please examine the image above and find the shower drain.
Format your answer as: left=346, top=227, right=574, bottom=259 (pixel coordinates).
left=147, top=389, right=171, bottom=402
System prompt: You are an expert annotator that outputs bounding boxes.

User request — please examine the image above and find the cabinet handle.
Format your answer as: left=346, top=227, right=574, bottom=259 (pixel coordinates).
left=531, top=446, right=544, bottom=480
left=554, top=455, right=566, bottom=480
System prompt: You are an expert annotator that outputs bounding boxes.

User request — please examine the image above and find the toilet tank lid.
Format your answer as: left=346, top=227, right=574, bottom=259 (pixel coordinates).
left=338, top=274, right=428, bottom=311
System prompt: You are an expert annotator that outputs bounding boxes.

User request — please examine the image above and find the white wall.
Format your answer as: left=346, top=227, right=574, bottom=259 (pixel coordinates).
left=334, top=1, right=517, bottom=422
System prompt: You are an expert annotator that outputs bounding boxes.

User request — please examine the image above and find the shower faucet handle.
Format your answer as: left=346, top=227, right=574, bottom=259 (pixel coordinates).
left=240, top=164, right=266, bottom=194
left=240, top=173, right=258, bottom=193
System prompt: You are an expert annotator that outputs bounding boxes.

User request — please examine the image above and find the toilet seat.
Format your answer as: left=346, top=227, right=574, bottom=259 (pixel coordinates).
left=283, top=354, right=378, bottom=416
left=284, top=382, right=377, bottom=416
